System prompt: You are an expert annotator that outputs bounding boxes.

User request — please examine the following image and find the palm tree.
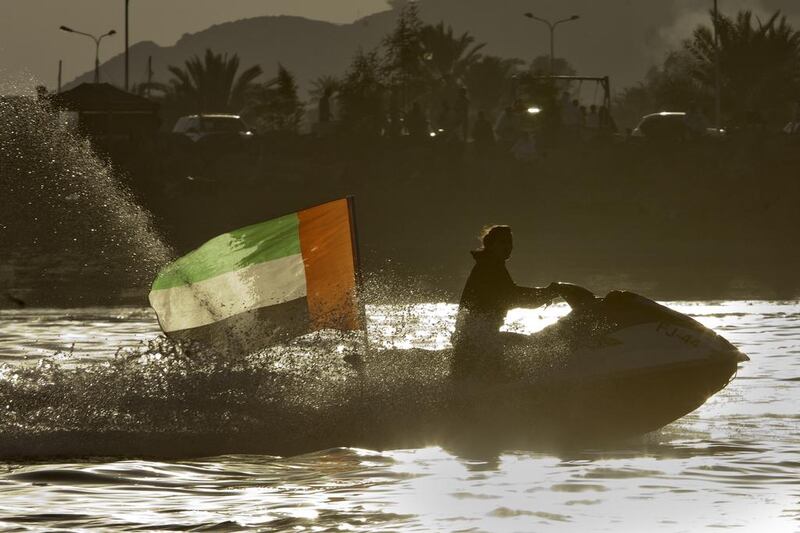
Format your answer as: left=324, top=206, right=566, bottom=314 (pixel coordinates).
left=420, top=22, right=486, bottom=90
left=309, top=75, right=341, bottom=100
left=686, top=10, right=800, bottom=120
left=167, top=49, right=263, bottom=114
left=244, top=64, right=304, bottom=133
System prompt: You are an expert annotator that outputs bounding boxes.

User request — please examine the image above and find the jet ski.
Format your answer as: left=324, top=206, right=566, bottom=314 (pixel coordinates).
left=444, top=283, right=749, bottom=444
left=0, top=285, right=745, bottom=459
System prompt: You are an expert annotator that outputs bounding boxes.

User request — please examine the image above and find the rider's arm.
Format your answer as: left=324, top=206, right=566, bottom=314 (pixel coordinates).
left=512, top=283, right=559, bottom=309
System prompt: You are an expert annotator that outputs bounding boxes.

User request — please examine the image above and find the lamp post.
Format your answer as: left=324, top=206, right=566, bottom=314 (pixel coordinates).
left=523, top=13, right=580, bottom=73
left=60, top=26, right=116, bottom=83
left=125, top=0, right=130, bottom=91
left=713, top=0, right=721, bottom=128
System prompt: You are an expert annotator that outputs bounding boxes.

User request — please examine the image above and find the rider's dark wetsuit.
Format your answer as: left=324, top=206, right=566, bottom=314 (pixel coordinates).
left=451, top=249, right=554, bottom=379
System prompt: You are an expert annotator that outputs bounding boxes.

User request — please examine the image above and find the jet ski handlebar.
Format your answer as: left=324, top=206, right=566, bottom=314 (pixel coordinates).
left=550, top=282, right=597, bottom=309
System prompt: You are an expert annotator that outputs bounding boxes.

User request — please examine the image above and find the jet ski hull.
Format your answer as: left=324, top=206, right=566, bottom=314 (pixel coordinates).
left=443, top=291, right=746, bottom=444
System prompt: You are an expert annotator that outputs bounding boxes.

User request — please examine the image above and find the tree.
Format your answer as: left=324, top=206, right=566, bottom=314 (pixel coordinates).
left=464, top=55, right=524, bottom=115
left=244, top=64, right=304, bottom=133
left=382, top=3, right=427, bottom=109
left=420, top=22, right=486, bottom=91
left=651, top=51, right=706, bottom=109
left=338, top=49, right=386, bottom=136
left=613, top=82, right=656, bottom=130
left=613, top=56, right=700, bottom=129
left=167, top=49, right=263, bottom=114
left=309, top=75, right=341, bottom=101
left=614, top=52, right=706, bottom=128
left=615, top=9, right=800, bottom=128
left=530, top=55, right=575, bottom=77
left=686, top=9, right=800, bottom=122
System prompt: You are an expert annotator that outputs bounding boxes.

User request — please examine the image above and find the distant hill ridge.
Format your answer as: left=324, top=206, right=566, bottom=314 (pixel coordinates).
left=66, top=0, right=686, bottom=98
left=65, top=13, right=391, bottom=96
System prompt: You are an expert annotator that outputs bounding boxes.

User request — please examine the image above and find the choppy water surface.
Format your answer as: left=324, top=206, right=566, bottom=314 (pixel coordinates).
left=0, top=301, right=797, bottom=531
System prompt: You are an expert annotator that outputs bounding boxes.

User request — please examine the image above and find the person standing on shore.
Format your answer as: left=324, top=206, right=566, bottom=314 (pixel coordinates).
left=406, top=102, right=428, bottom=140
left=318, top=87, right=332, bottom=124
left=472, top=110, right=495, bottom=153
left=495, top=107, right=519, bottom=150
left=562, top=98, right=581, bottom=142
left=454, top=87, right=471, bottom=141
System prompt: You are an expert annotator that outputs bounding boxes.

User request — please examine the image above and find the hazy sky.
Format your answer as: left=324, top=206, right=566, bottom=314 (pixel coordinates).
left=0, top=0, right=388, bottom=87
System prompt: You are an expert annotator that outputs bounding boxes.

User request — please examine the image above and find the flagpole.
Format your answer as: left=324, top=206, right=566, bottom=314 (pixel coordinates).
left=346, top=195, right=370, bottom=352
left=346, top=196, right=370, bottom=434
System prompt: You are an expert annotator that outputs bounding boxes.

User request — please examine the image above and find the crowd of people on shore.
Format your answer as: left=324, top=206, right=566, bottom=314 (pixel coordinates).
left=316, top=84, right=800, bottom=158
left=317, top=87, right=619, bottom=160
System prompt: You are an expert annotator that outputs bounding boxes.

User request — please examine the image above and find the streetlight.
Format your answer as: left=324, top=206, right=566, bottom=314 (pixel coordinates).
left=60, top=25, right=117, bottom=84
left=125, top=0, right=131, bottom=92
left=713, top=0, right=721, bottom=129
left=523, top=13, right=580, bottom=73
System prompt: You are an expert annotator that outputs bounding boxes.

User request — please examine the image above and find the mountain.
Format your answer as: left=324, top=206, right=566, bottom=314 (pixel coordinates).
left=64, top=0, right=710, bottom=98
left=65, top=15, right=386, bottom=96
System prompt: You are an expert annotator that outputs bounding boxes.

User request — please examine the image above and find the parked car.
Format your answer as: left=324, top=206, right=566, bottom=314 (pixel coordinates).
left=172, top=114, right=255, bottom=148
left=631, top=112, right=725, bottom=142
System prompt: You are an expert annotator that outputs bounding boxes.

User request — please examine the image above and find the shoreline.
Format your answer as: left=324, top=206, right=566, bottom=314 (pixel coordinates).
left=3, top=135, right=800, bottom=307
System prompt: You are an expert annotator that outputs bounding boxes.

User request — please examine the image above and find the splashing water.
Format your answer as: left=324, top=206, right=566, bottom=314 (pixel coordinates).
left=0, top=303, right=577, bottom=458
left=0, top=334, right=440, bottom=458
left=0, top=79, right=173, bottom=304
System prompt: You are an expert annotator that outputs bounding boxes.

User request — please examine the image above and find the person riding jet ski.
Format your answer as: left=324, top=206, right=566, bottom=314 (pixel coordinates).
left=451, top=225, right=559, bottom=379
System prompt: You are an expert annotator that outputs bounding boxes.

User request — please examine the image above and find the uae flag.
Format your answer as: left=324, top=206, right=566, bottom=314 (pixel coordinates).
left=149, top=198, right=362, bottom=351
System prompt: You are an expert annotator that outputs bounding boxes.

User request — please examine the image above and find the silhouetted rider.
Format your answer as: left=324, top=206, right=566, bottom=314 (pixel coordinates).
left=451, top=225, right=558, bottom=379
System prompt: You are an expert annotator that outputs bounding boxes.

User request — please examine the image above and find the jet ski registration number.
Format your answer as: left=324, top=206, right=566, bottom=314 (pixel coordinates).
left=656, top=322, right=701, bottom=348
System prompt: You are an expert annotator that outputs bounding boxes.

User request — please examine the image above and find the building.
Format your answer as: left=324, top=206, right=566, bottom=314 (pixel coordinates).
left=48, top=83, right=160, bottom=142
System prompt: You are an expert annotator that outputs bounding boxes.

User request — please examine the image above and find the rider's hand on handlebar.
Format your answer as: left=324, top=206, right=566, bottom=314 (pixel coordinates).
left=546, top=282, right=561, bottom=300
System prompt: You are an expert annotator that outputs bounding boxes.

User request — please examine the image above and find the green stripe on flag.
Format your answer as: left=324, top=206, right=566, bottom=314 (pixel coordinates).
left=152, top=213, right=301, bottom=290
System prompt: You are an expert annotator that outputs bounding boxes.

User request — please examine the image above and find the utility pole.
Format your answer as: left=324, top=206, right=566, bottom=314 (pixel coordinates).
left=146, top=55, right=153, bottom=97
left=714, top=0, right=721, bottom=128
left=125, top=0, right=130, bottom=91
left=57, top=60, right=63, bottom=93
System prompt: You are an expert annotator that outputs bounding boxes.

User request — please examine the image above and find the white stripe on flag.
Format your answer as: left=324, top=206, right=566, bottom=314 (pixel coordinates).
left=149, top=253, right=307, bottom=332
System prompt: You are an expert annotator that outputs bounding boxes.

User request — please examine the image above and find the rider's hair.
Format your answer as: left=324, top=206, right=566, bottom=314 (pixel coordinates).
left=480, top=225, right=511, bottom=249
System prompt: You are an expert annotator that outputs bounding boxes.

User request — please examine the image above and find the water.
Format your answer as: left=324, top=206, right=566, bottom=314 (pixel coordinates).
left=0, top=301, right=797, bottom=531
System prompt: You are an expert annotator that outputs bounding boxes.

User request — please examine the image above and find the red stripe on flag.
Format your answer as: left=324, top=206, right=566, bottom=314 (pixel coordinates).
left=298, top=199, right=360, bottom=330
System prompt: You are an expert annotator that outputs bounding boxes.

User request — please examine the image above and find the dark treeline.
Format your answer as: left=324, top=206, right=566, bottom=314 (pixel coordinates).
left=138, top=4, right=530, bottom=138
left=616, top=9, right=800, bottom=129
left=134, top=5, right=800, bottom=136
